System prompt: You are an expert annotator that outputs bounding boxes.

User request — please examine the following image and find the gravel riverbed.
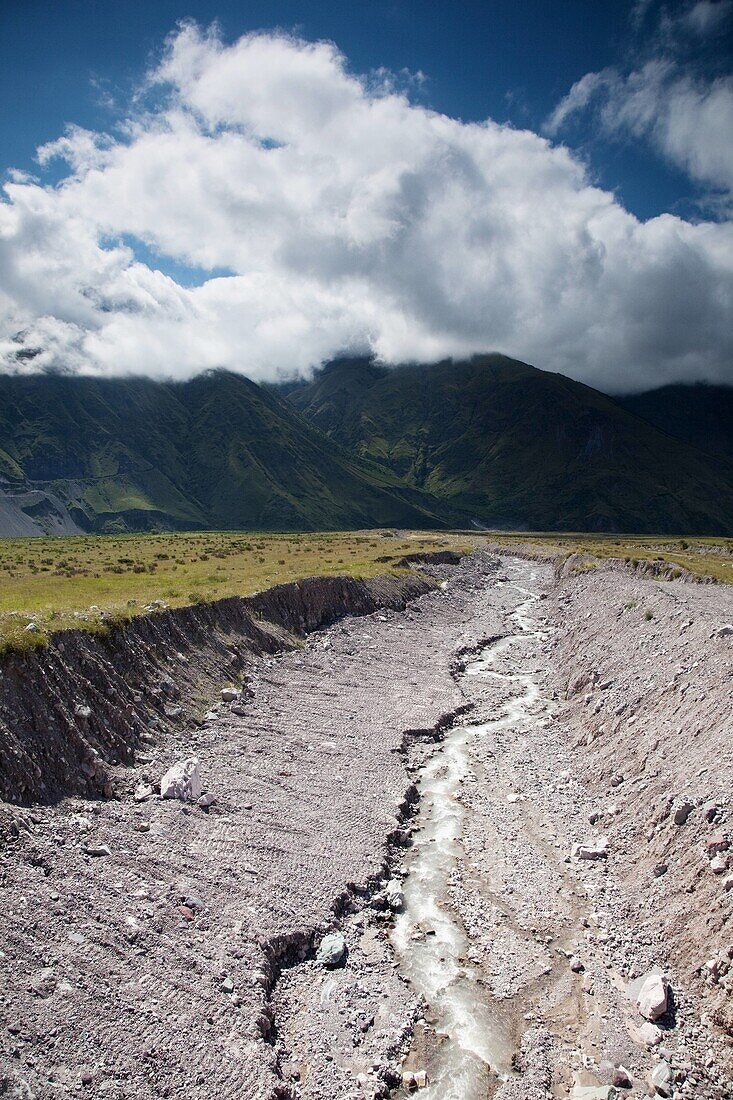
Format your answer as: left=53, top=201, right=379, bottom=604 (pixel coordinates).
left=1, top=552, right=732, bottom=1099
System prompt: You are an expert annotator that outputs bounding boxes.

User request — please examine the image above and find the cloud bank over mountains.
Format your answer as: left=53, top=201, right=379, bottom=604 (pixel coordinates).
left=1, top=18, right=732, bottom=392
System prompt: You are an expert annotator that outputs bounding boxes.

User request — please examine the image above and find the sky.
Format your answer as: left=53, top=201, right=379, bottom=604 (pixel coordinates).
left=0, top=0, right=732, bottom=393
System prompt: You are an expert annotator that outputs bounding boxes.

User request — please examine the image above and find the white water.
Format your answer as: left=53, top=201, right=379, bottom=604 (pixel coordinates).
left=391, top=571, right=546, bottom=1098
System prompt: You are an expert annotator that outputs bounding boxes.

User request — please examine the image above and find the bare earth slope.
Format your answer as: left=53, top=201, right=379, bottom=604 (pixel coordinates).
left=1, top=554, right=732, bottom=1099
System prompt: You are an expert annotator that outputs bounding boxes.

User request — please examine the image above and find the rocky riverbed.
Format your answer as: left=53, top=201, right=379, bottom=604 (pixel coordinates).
left=1, top=552, right=732, bottom=1099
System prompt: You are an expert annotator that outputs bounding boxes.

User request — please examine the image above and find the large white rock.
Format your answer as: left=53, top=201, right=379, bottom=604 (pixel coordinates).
left=160, top=758, right=202, bottom=802
left=571, top=1086, right=617, bottom=1099
left=385, top=879, right=405, bottom=911
left=634, top=972, right=669, bottom=1021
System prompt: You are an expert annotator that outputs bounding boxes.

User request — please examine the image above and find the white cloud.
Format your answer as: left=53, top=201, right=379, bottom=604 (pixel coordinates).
left=683, top=0, right=733, bottom=35
left=1, top=22, right=732, bottom=393
left=547, top=2, right=733, bottom=200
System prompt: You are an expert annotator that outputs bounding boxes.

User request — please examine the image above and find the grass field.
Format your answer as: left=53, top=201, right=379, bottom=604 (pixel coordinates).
left=1, top=528, right=731, bottom=655
left=0, top=530, right=476, bottom=653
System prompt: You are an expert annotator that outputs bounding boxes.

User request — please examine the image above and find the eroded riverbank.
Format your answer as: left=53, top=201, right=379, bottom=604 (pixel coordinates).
left=1, top=552, right=732, bottom=1099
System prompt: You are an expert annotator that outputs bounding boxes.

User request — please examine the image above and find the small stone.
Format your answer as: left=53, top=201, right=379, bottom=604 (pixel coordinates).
left=74, top=705, right=92, bottom=720
left=160, top=758, right=202, bottom=802
left=637, top=1021, right=662, bottom=1047
left=653, top=863, right=668, bottom=877
left=385, top=879, right=405, bottom=911
left=570, top=956, right=585, bottom=972
left=571, top=1086, right=617, bottom=1099
left=24, top=622, right=41, bottom=633
left=611, top=1065, right=633, bottom=1088
left=673, top=802, right=693, bottom=826
left=83, top=843, right=111, bottom=857
left=706, top=834, right=729, bottom=856
left=221, top=688, right=239, bottom=702
left=176, top=905, right=195, bottom=921
left=710, top=854, right=728, bottom=874
left=134, top=784, right=153, bottom=802
left=316, top=932, right=346, bottom=967
left=572, top=836, right=609, bottom=861
left=221, top=976, right=235, bottom=994
left=648, top=1060, right=673, bottom=1097
left=197, top=792, right=216, bottom=808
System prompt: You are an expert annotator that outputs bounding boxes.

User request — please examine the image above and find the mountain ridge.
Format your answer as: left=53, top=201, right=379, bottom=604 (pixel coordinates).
left=1, top=357, right=732, bottom=537
left=288, top=354, right=733, bottom=534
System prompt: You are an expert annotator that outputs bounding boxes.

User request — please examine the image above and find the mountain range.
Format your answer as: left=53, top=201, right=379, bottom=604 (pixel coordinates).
left=0, top=355, right=731, bottom=536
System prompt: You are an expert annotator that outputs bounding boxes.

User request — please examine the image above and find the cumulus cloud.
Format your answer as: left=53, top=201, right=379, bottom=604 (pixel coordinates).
left=1, top=21, right=732, bottom=392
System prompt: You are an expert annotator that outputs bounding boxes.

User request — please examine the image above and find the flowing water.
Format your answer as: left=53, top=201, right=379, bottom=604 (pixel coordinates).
left=390, top=572, right=546, bottom=1098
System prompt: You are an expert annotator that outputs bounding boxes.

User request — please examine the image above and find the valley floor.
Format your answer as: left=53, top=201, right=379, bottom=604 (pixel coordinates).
left=1, top=553, right=732, bottom=1098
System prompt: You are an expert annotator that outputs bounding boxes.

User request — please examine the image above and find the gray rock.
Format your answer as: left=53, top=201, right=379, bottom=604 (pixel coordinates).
left=633, top=972, right=669, bottom=1021
left=572, top=836, right=609, bottom=860
left=673, top=801, right=693, bottom=825
left=160, top=758, right=202, bottom=802
left=220, top=688, right=239, bottom=702
left=83, top=844, right=112, bottom=857
left=611, top=1065, right=633, bottom=1088
left=385, top=879, right=405, bottom=911
left=316, top=931, right=346, bottom=967
left=648, top=1060, right=674, bottom=1096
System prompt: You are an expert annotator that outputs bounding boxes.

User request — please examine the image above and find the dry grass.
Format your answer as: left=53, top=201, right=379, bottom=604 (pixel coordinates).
left=0, top=529, right=476, bottom=652
left=2, top=526, right=731, bottom=655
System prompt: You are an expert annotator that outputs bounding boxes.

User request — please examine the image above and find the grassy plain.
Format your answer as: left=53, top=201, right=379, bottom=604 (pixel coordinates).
left=0, top=529, right=475, bottom=652
left=1, top=528, right=732, bottom=655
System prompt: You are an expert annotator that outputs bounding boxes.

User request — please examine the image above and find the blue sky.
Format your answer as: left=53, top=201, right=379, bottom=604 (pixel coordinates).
left=1, top=0, right=725, bottom=219
left=0, top=1, right=731, bottom=392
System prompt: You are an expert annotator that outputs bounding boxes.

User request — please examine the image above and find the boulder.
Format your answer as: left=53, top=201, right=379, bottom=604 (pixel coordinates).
left=634, top=972, right=669, bottom=1022
left=316, top=932, right=346, bottom=967
left=160, top=758, right=202, bottom=802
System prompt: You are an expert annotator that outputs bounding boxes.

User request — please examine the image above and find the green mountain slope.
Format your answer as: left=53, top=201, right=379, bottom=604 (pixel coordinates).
left=619, top=383, right=733, bottom=463
left=0, top=372, right=451, bottom=534
left=289, top=355, right=733, bottom=534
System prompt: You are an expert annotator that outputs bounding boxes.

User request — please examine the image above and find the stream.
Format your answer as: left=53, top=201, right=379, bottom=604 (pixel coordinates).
left=390, top=571, right=546, bottom=1098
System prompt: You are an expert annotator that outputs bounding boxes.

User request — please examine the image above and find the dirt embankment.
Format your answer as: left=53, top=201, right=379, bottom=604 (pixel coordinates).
left=547, top=565, right=733, bottom=1040
left=0, top=571, right=437, bottom=806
